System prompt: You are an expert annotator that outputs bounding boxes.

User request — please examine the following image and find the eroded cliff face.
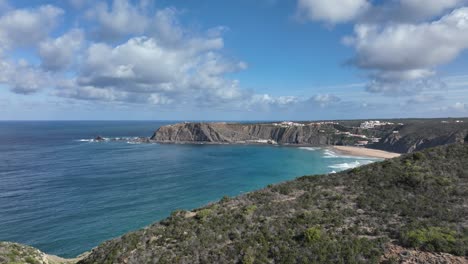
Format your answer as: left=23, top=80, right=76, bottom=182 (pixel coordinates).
left=151, top=122, right=337, bottom=145
left=151, top=120, right=468, bottom=153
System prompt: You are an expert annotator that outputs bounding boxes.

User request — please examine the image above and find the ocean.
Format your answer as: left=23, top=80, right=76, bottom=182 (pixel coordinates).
left=0, top=121, right=379, bottom=258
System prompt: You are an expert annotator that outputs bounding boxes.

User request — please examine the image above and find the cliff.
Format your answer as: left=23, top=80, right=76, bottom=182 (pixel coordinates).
left=151, top=122, right=337, bottom=145
left=152, top=119, right=468, bottom=153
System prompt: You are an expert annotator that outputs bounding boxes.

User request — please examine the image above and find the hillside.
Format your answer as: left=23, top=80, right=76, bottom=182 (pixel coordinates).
left=152, top=118, right=468, bottom=153
left=75, top=143, right=468, bottom=263
left=0, top=242, right=83, bottom=264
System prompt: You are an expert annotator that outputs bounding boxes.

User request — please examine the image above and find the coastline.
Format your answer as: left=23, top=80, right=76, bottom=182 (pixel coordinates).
left=92, top=138, right=401, bottom=160
left=332, top=146, right=401, bottom=159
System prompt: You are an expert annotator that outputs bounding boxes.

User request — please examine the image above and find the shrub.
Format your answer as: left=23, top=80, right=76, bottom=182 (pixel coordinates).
left=196, top=209, right=212, bottom=220
left=243, top=205, right=257, bottom=215
left=412, top=152, right=425, bottom=161
left=304, top=226, right=323, bottom=243
left=401, top=227, right=457, bottom=253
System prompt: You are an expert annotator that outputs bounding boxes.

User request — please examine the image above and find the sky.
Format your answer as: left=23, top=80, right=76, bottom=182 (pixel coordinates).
left=0, top=0, right=468, bottom=120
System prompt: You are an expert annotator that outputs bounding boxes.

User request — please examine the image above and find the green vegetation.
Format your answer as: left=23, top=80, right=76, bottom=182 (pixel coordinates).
left=303, top=226, right=323, bottom=243
left=401, top=227, right=464, bottom=255
left=77, top=143, right=468, bottom=263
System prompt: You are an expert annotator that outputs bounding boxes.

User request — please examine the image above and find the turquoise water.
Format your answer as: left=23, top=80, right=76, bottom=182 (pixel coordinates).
left=0, top=121, right=379, bottom=257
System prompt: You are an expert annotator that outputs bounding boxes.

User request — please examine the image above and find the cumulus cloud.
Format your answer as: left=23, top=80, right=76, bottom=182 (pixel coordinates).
left=343, top=5, right=468, bottom=96
left=296, top=0, right=468, bottom=97
left=51, top=5, right=277, bottom=109
left=309, top=93, right=341, bottom=107
left=0, top=4, right=63, bottom=50
left=0, top=60, right=51, bottom=94
left=297, top=0, right=370, bottom=24
left=347, top=9, right=468, bottom=76
left=86, top=0, right=148, bottom=41
left=39, top=29, right=84, bottom=71
left=250, top=94, right=299, bottom=106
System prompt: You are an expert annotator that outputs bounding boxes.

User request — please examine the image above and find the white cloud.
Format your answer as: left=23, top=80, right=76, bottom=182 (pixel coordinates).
left=297, top=0, right=370, bottom=23
left=0, top=60, right=51, bottom=94
left=55, top=7, right=252, bottom=108
left=0, top=4, right=63, bottom=51
left=453, top=102, right=467, bottom=111
left=0, top=1, right=308, bottom=113
left=39, top=29, right=84, bottom=71
left=250, top=94, right=299, bottom=106
left=87, top=0, right=148, bottom=41
left=150, top=7, right=184, bottom=46
left=348, top=9, right=468, bottom=73
left=295, top=0, right=468, bottom=97
left=345, top=7, right=468, bottom=95
left=310, top=93, right=341, bottom=107
left=361, top=0, right=467, bottom=23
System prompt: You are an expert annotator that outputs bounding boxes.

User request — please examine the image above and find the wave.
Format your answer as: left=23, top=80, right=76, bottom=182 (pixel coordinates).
left=298, top=147, right=320, bottom=151
left=75, top=137, right=137, bottom=143
left=328, top=159, right=375, bottom=171
left=329, top=161, right=361, bottom=170
left=322, top=149, right=380, bottom=160
left=323, top=149, right=339, bottom=158
left=76, top=139, right=95, bottom=142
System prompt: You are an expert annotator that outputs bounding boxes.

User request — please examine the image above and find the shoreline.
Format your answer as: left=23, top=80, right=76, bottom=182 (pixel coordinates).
left=332, top=146, right=401, bottom=159
left=90, top=138, right=402, bottom=159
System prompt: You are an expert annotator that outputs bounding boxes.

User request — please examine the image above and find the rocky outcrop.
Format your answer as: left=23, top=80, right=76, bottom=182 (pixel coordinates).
left=151, top=122, right=338, bottom=145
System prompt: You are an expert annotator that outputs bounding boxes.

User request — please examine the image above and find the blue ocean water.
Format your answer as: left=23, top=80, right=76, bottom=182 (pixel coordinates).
left=0, top=121, right=379, bottom=258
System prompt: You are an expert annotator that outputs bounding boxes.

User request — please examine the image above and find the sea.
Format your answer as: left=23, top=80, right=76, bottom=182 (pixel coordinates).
left=0, top=121, right=380, bottom=258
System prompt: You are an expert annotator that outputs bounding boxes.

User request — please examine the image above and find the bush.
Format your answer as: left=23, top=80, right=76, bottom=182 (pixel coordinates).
left=196, top=209, right=212, bottom=220
left=243, top=205, right=257, bottom=216
left=401, top=227, right=457, bottom=253
left=304, top=226, right=323, bottom=243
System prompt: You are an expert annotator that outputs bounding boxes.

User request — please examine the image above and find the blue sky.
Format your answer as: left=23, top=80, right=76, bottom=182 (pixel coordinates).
left=0, top=0, right=468, bottom=120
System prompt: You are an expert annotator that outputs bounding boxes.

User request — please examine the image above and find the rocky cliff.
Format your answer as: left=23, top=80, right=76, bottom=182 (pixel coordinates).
left=151, top=122, right=340, bottom=145
left=152, top=119, right=468, bottom=153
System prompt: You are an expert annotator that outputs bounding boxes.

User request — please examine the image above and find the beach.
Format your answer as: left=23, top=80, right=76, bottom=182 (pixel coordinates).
left=332, top=146, right=401, bottom=159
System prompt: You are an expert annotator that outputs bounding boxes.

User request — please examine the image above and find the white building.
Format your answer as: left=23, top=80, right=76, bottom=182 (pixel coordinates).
left=360, top=120, right=395, bottom=129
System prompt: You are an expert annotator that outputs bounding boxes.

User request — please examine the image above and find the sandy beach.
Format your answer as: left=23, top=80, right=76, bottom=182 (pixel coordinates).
left=332, top=146, right=401, bottom=159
